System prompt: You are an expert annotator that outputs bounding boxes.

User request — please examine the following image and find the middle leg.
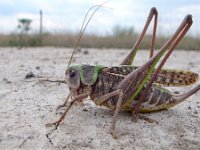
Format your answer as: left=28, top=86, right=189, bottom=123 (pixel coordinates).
left=94, top=89, right=123, bottom=138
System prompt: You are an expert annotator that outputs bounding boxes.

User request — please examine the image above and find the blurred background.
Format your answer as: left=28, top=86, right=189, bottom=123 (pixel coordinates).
left=0, top=0, right=200, bottom=50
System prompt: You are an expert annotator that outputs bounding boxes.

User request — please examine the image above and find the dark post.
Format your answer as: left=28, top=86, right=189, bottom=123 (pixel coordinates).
left=39, top=10, right=43, bottom=45
left=40, top=10, right=43, bottom=35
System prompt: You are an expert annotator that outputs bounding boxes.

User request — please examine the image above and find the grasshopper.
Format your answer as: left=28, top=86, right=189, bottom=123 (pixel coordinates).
left=46, top=7, right=200, bottom=138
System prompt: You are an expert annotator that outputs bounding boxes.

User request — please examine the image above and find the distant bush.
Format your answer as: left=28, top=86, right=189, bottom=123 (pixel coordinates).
left=0, top=30, right=199, bottom=50
left=112, top=25, right=136, bottom=38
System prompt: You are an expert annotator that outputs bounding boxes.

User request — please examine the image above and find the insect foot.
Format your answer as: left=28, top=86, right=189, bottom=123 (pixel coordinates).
left=110, top=129, right=118, bottom=139
left=132, top=112, right=159, bottom=124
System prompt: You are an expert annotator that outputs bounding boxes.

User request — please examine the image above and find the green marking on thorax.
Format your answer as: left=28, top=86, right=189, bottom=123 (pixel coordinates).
left=70, top=64, right=105, bottom=85
left=69, top=64, right=82, bottom=70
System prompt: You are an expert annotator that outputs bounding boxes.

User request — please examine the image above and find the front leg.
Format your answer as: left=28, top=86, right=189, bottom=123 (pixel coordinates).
left=46, top=92, right=90, bottom=129
left=56, top=94, right=71, bottom=111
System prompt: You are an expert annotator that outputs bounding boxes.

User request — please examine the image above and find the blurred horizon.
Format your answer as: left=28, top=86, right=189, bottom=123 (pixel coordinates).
left=1, top=0, right=200, bottom=37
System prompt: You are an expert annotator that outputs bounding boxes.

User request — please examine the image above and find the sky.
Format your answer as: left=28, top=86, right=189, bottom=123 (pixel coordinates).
left=0, top=0, right=200, bottom=36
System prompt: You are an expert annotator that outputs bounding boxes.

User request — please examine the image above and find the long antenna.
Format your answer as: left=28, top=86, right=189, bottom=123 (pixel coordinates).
left=67, top=1, right=111, bottom=69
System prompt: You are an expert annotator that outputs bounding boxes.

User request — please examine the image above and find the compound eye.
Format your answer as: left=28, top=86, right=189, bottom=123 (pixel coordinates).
left=69, top=70, right=76, bottom=78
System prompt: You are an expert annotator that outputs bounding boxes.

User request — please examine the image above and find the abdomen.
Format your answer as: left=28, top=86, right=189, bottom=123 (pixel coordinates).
left=122, top=84, right=173, bottom=112
left=90, top=66, right=194, bottom=112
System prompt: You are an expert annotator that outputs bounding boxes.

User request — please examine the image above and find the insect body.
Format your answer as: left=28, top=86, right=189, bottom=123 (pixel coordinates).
left=46, top=7, right=200, bottom=138
left=67, top=65, right=198, bottom=112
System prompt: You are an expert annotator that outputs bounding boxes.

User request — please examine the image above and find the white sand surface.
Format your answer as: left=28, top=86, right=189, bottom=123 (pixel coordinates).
left=0, top=47, right=200, bottom=150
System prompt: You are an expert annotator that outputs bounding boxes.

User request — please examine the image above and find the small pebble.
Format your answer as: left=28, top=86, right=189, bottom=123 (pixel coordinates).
left=3, top=78, right=12, bottom=84
left=77, top=48, right=82, bottom=53
left=82, top=108, right=88, bottom=112
left=188, top=106, right=192, bottom=110
left=180, top=135, right=184, bottom=138
left=35, top=66, right=40, bottom=70
left=194, top=110, right=198, bottom=114
left=174, top=91, right=180, bottom=94
left=83, top=50, right=89, bottom=55
left=25, top=71, right=35, bottom=79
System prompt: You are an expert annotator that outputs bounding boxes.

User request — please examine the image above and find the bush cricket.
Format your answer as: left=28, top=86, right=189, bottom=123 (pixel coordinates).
left=45, top=6, right=200, bottom=138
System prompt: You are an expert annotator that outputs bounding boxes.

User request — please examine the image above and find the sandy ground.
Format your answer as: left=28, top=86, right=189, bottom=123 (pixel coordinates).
left=0, top=47, right=200, bottom=150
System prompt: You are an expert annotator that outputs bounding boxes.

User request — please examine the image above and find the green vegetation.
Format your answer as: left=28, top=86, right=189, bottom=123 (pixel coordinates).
left=17, top=18, right=33, bottom=47
left=0, top=26, right=199, bottom=50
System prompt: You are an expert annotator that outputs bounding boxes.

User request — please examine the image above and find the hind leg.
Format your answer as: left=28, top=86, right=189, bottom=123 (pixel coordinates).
left=121, top=7, right=158, bottom=65
left=132, top=15, right=193, bottom=117
left=119, top=15, right=193, bottom=110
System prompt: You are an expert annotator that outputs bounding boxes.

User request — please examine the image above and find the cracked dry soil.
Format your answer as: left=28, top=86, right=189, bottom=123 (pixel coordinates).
left=0, top=47, right=200, bottom=150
